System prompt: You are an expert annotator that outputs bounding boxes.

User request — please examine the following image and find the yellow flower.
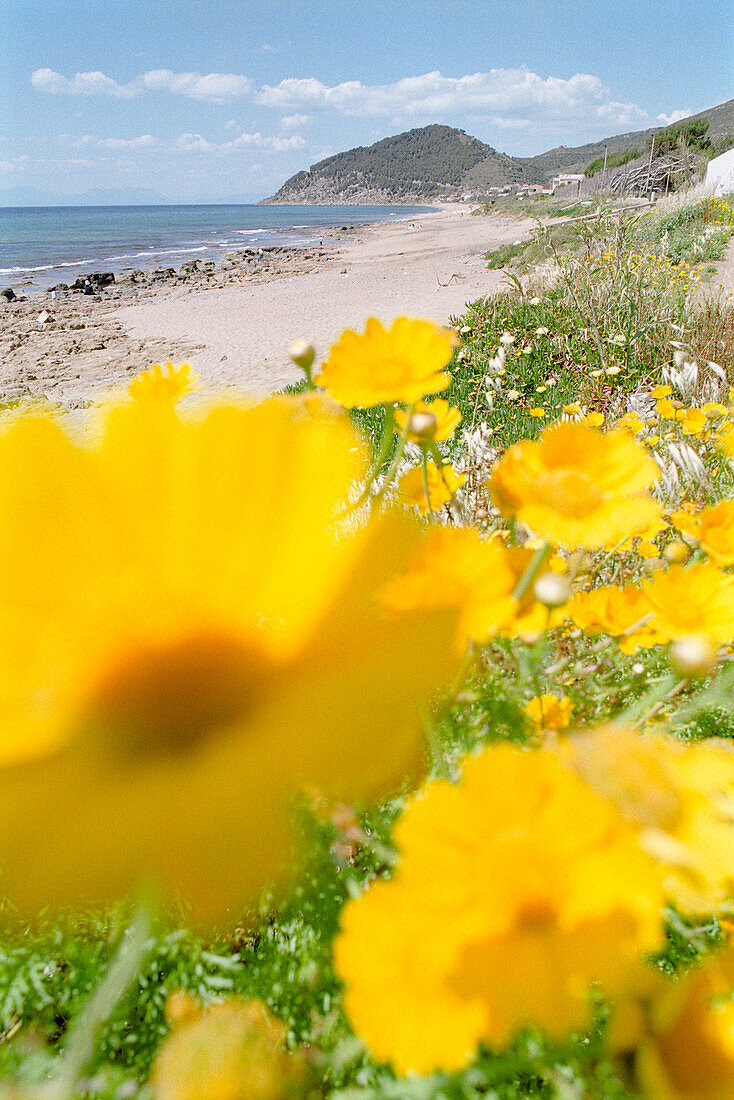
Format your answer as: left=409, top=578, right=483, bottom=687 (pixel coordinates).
left=381, top=528, right=540, bottom=648
left=315, top=317, right=455, bottom=408
left=488, top=423, right=660, bottom=549
left=128, top=361, right=200, bottom=403
left=149, top=994, right=305, bottom=1100
left=566, top=585, right=662, bottom=653
left=637, top=539, right=659, bottom=558
left=523, top=694, right=573, bottom=732
left=616, top=952, right=734, bottom=1100
left=569, top=727, right=734, bottom=914
left=656, top=398, right=677, bottom=419
left=528, top=406, right=546, bottom=418
left=668, top=506, right=701, bottom=541
left=618, top=411, right=645, bottom=434
left=563, top=402, right=582, bottom=416
left=582, top=411, right=605, bottom=427
left=334, top=745, right=664, bottom=1074
left=643, top=564, right=734, bottom=644
left=703, top=403, right=728, bottom=420
left=651, top=385, right=672, bottom=399
left=0, top=396, right=457, bottom=920
left=678, top=408, right=708, bottom=435
left=399, top=462, right=465, bottom=513
left=697, top=501, right=734, bottom=565
left=395, top=398, right=462, bottom=442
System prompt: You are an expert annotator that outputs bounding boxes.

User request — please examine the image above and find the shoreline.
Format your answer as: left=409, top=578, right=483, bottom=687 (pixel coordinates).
left=0, top=203, right=434, bottom=294
left=0, top=205, right=535, bottom=409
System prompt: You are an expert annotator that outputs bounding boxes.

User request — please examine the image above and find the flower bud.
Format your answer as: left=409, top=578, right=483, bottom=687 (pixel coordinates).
left=533, top=572, right=571, bottom=608
left=288, top=338, right=315, bottom=374
left=663, top=541, right=689, bottom=565
left=406, top=411, right=437, bottom=444
left=670, top=635, right=716, bottom=678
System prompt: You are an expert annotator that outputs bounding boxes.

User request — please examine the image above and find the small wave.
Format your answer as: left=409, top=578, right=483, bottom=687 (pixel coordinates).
left=0, top=258, right=94, bottom=274
left=236, top=229, right=268, bottom=236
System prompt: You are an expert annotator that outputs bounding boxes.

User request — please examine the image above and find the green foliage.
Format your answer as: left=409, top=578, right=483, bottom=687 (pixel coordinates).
left=709, top=133, right=734, bottom=158
left=285, top=125, right=496, bottom=198
left=651, top=117, right=711, bottom=154
left=584, top=147, right=641, bottom=177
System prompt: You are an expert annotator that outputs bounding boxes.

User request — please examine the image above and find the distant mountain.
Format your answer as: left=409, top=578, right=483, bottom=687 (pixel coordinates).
left=264, top=98, right=734, bottom=204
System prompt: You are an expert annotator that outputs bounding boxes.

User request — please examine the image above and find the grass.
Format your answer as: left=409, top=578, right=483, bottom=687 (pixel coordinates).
left=2, top=189, right=734, bottom=1099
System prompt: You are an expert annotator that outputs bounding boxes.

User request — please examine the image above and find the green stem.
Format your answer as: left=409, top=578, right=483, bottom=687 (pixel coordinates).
left=421, top=451, right=435, bottom=522
left=371, top=406, right=413, bottom=511
left=49, top=906, right=153, bottom=1100
left=512, top=541, right=551, bottom=602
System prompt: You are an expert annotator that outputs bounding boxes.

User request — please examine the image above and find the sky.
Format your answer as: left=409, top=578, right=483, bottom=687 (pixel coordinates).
left=1, top=0, right=732, bottom=205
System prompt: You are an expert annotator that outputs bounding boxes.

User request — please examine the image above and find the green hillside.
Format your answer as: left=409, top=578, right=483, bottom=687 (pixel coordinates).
left=263, top=97, right=734, bottom=204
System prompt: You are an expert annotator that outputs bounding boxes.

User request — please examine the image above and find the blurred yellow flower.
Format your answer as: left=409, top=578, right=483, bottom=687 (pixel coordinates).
left=656, top=398, right=677, bottom=419
left=488, top=423, right=660, bottom=549
left=643, top=564, right=734, bottom=644
left=615, top=952, right=734, bottom=1100
left=523, top=694, right=573, bottom=732
left=129, top=361, right=200, bottom=403
left=381, top=528, right=540, bottom=648
left=335, top=745, right=664, bottom=1074
left=0, top=396, right=457, bottom=920
left=150, top=994, right=305, bottom=1100
left=697, top=501, right=734, bottom=565
left=395, top=397, right=462, bottom=442
left=315, top=317, right=455, bottom=407
left=566, top=585, right=662, bottom=653
left=651, top=385, right=672, bottom=399
left=399, top=462, right=465, bottom=513
left=569, top=727, right=734, bottom=914
left=528, top=407, right=546, bottom=418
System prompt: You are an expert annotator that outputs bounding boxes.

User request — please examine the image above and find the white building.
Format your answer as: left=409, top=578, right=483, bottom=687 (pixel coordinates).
left=705, top=148, right=734, bottom=196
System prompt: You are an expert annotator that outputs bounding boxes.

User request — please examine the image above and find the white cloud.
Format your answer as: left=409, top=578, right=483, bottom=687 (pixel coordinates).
left=657, top=108, right=693, bottom=126
left=223, top=132, right=307, bottom=152
left=98, top=134, right=157, bottom=149
left=31, top=67, right=251, bottom=103
left=224, top=119, right=239, bottom=130
left=31, top=67, right=138, bottom=98
left=141, top=69, right=251, bottom=102
left=30, top=64, right=652, bottom=137
left=256, top=68, right=648, bottom=132
left=279, top=113, right=311, bottom=130
left=174, top=133, right=214, bottom=152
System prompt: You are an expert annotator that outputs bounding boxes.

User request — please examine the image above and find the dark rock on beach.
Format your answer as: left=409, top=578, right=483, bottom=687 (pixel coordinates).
left=1, top=288, right=17, bottom=302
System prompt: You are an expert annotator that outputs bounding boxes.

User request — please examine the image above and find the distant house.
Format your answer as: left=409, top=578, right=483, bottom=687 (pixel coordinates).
left=550, top=173, right=585, bottom=194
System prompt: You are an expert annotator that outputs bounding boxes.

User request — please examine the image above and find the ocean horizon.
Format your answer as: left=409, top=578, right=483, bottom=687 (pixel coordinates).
left=0, top=202, right=434, bottom=291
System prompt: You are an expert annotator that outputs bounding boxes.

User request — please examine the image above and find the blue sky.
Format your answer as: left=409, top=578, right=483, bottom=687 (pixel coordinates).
left=1, top=0, right=732, bottom=204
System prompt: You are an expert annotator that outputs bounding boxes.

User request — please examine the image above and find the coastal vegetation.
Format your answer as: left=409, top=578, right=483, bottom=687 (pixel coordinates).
left=1, top=188, right=734, bottom=1099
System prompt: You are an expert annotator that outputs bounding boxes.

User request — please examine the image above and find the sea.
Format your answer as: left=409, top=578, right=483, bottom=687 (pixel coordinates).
left=0, top=203, right=433, bottom=292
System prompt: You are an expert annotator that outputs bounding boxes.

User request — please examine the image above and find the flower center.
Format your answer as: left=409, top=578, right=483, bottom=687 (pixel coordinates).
left=89, top=632, right=265, bottom=759
left=516, top=896, right=558, bottom=932
left=541, top=470, right=603, bottom=517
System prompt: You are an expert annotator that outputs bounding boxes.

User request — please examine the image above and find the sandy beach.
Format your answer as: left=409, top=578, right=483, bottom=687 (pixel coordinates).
left=0, top=206, right=535, bottom=408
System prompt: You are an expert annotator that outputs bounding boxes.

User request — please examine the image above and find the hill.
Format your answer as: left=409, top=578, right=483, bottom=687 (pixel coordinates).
left=263, top=98, right=734, bottom=204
